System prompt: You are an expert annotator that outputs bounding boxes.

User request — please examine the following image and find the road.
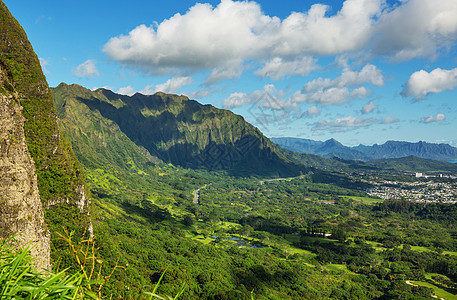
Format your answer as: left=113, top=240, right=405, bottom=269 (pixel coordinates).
left=259, top=174, right=307, bottom=185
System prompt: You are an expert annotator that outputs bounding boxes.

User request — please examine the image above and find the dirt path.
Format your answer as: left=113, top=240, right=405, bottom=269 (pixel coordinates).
left=193, top=188, right=200, bottom=204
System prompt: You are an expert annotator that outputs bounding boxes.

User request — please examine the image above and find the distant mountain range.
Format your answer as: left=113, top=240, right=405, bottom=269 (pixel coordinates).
left=272, top=137, right=457, bottom=162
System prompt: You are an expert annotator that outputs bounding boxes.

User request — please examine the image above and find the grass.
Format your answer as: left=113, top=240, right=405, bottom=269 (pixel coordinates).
left=339, top=195, right=382, bottom=204
left=285, top=245, right=315, bottom=256
left=365, top=240, right=386, bottom=251
left=411, top=280, right=457, bottom=300
left=398, top=244, right=457, bottom=256
left=0, top=237, right=98, bottom=299
left=322, top=264, right=347, bottom=271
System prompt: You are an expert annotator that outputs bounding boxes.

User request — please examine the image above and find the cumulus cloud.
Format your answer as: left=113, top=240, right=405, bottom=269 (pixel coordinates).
left=299, top=106, right=320, bottom=118
left=298, top=64, right=381, bottom=105
left=420, top=113, right=446, bottom=123
left=117, top=86, right=136, bottom=96
left=362, top=101, right=378, bottom=114
left=223, top=84, right=290, bottom=110
left=204, top=61, right=244, bottom=85
left=104, top=0, right=457, bottom=81
left=402, top=67, right=457, bottom=100
left=375, top=0, right=457, bottom=61
left=223, top=64, right=381, bottom=109
left=155, top=76, right=192, bottom=93
left=304, top=64, right=383, bottom=91
left=306, top=106, right=320, bottom=116
left=73, top=59, right=99, bottom=78
left=103, top=0, right=382, bottom=77
left=140, top=76, right=192, bottom=95
left=223, top=92, right=252, bottom=109
left=254, top=56, right=318, bottom=80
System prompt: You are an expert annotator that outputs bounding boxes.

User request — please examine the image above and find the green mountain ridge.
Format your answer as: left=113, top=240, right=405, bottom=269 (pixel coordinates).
left=53, top=83, right=306, bottom=177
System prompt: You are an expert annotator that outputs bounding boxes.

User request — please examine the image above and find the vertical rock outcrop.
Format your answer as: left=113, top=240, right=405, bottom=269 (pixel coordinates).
left=0, top=90, right=50, bottom=270
left=0, top=0, right=91, bottom=266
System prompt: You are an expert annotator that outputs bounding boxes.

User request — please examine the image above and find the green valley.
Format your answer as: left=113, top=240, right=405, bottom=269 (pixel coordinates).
left=50, top=83, right=457, bottom=299
left=2, top=1, right=457, bottom=298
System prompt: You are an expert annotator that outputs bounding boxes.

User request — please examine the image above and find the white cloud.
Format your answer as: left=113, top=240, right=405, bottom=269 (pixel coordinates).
left=73, top=59, right=99, bottom=78
left=39, top=58, right=49, bottom=74
left=420, top=113, right=446, bottom=123
left=103, top=0, right=457, bottom=82
left=223, top=92, right=251, bottom=109
left=204, top=61, right=244, bottom=85
left=140, top=76, right=193, bottom=95
left=273, top=0, right=381, bottom=56
left=300, top=106, right=320, bottom=118
left=375, top=0, right=457, bottom=61
left=155, top=76, right=192, bottom=93
left=307, top=106, right=320, bottom=116
left=188, top=89, right=211, bottom=99
left=103, top=0, right=381, bottom=76
left=381, top=116, right=399, bottom=124
left=223, top=85, right=290, bottom=110
left=299, top=64, right=381, bottom=105
left=362, top=101, right=378, bottom=114
left=312, top=116, right=378, bottom=132
left=306, top=87, right=353, bottom=105
left=223, top=65, right=378, bottom=109
left=402, top=67, right=457, bottom=99
left=254, top=56, right=318, bottom=80
left=304, top=64, right=383, bottom=91
left=312, top=115, right=398, bottom=132
left=117, top=86, right=136, bottom=96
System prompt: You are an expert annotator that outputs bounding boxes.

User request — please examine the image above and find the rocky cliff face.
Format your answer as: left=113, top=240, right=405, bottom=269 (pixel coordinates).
left=0, top=1, right=91, bottom=267
left=0, top=71, right=50, bottom=270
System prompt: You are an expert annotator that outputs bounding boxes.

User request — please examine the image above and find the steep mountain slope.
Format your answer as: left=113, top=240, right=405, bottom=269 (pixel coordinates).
left=52, top=83, right=305, bottom=177
left=0, top=1, right=90, bottom=266
left=0, top=84, right=50, bottom=269
left=273, top=137, right=457, bottom=161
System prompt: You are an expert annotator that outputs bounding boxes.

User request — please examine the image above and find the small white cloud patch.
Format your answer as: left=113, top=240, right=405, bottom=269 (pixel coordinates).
left=74, top=60, right=99, bottom=78
left=140, top=77, right=193, bottom=95
left=312, top=115, right=398, bottom=133
left=420, top=113, right=446, bottom=123
left=362, top=101, right=378, bottom=114
left=39, top=58, right=50, bottom=74
left=117, top=86, right=136, bottom=96
left=254, top=56, right=318, bottom=81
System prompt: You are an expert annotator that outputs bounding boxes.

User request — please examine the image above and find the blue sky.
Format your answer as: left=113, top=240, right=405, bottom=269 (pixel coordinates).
left=5, top=0, right=457, bottom=146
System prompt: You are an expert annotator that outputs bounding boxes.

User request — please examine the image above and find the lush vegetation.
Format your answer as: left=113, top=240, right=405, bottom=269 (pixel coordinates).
left=0, top=237, right=97, bottom=299
left=48, top=81, right=457, bottom=299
